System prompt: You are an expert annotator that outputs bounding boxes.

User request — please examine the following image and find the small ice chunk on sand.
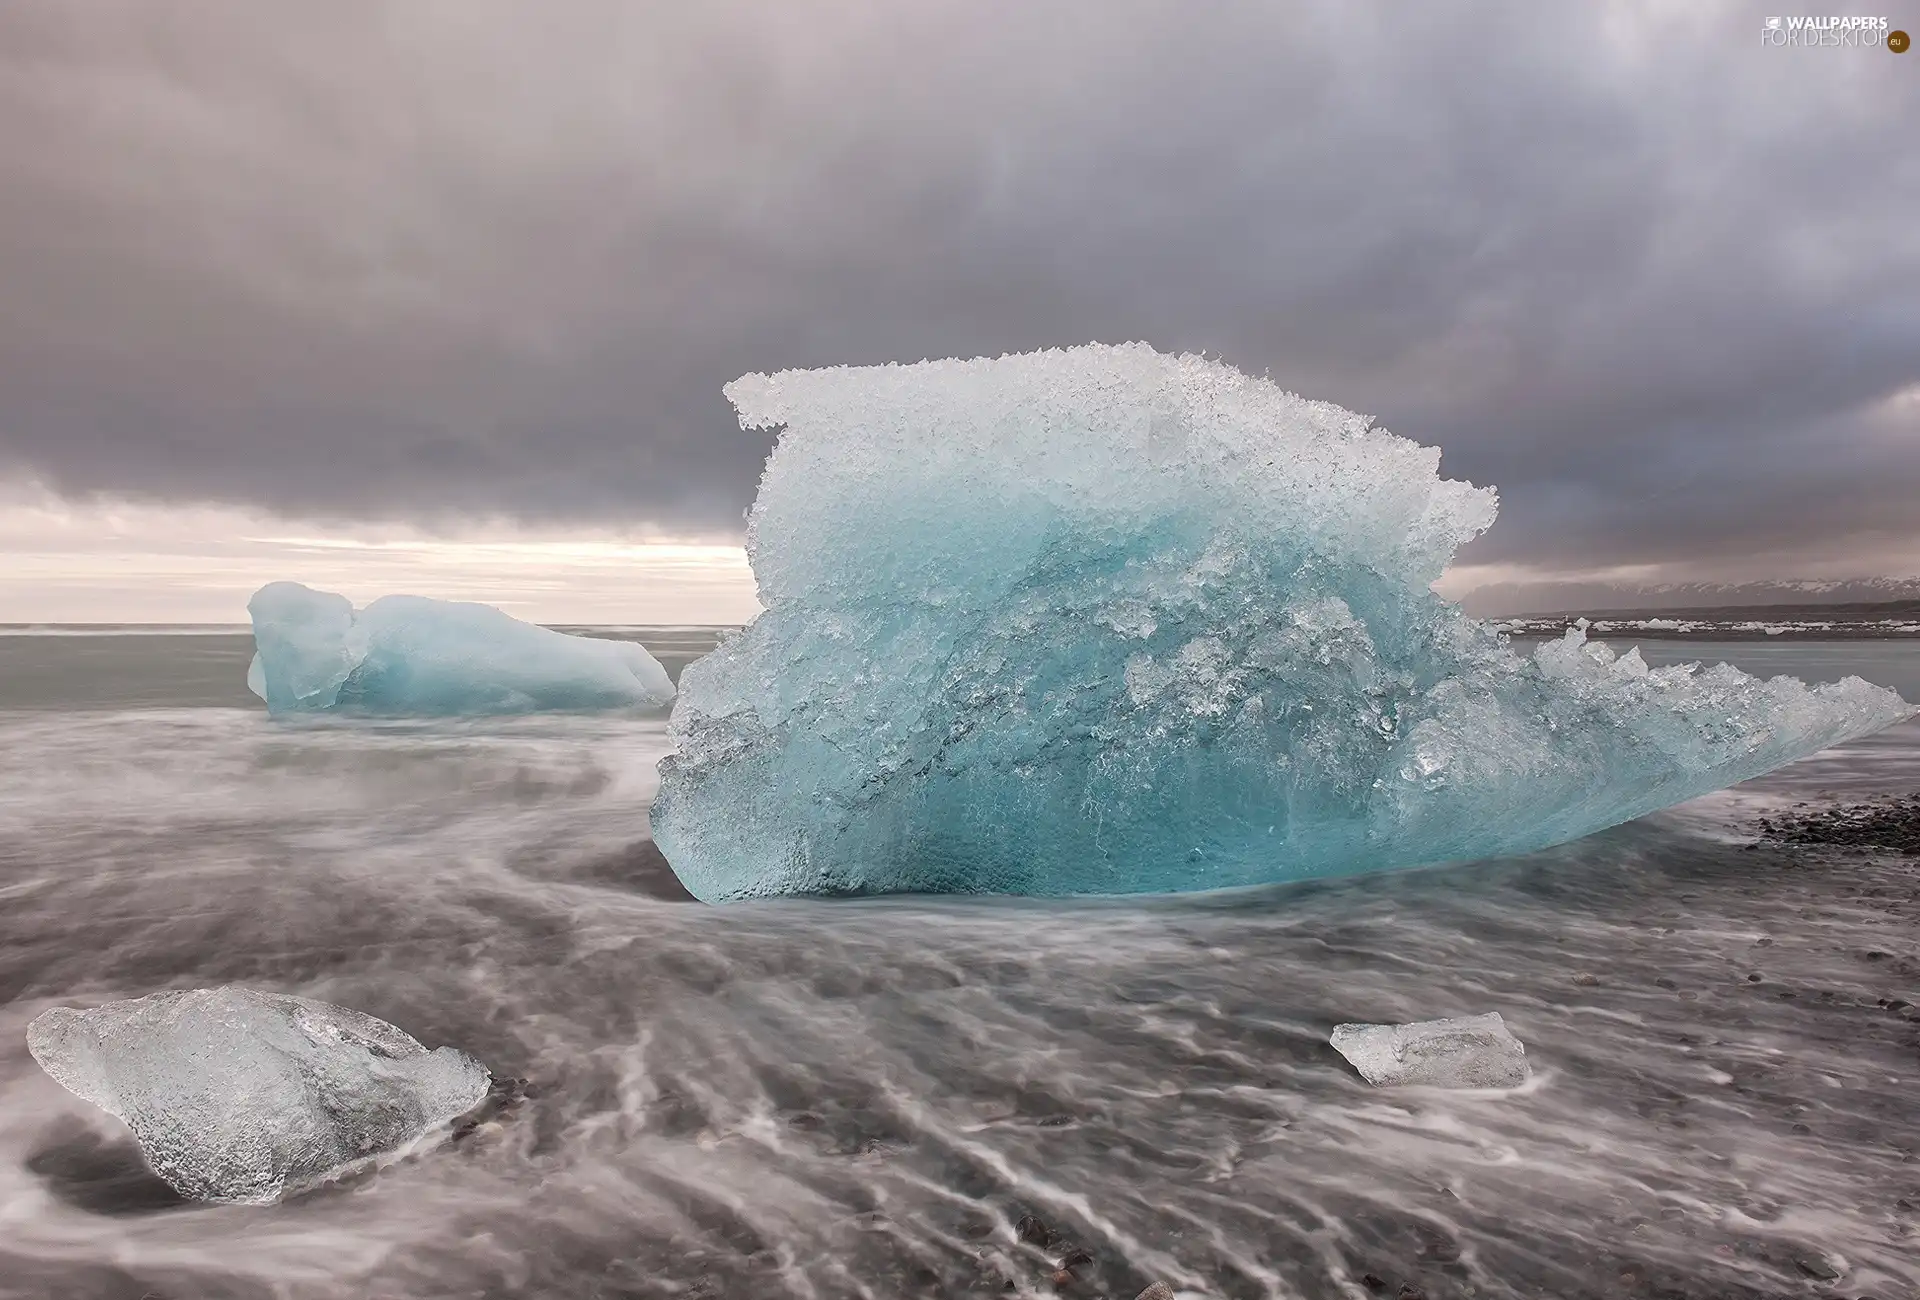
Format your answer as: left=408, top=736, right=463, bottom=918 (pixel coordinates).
left=27, top=986, right=491, bottom=1204
left=1330, top=1012, right=1529, bottom=1088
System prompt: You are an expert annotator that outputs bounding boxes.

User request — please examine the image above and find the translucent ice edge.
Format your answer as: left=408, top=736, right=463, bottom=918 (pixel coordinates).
left=651, top=343, right=1913, bottom=901
left=27, top=986, right=491, bottom=1204
left=1330, top=1013, right=1531, bottom=1089
left=246, top=581, right=674, bottom=716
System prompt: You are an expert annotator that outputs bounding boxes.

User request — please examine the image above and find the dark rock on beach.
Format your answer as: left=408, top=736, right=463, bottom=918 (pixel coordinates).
left=1016, top=1213, right=1053, bottom=1247
left=1755, top=792, right=1920, bottom=855
left=451, top=1075, right=531, bottom=1143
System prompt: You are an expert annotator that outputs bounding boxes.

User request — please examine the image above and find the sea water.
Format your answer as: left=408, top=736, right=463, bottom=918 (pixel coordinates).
left=1, top=628, right=1917, bottom=1299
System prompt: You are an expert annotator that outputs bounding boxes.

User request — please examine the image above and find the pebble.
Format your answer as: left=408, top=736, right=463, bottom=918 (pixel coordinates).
left=1755, top=793, right=1920, bottom=855
left=451, top=1076, right=531, bottom=1143
left=1793, top=1251, right=1843, bottom=1281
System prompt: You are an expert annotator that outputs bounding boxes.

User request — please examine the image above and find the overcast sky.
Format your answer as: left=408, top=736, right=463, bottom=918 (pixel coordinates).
left=2, top=2, right=1916, bottom=621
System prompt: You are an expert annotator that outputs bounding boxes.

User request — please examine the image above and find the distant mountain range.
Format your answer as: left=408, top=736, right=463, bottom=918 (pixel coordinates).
left=1456, top=577, right=1920, bottom=618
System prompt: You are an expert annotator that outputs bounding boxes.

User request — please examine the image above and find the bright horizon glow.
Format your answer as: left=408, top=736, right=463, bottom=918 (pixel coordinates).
left=5, top=483, right=1911, bottom=625
left=0, top=485, right=761, bottom=625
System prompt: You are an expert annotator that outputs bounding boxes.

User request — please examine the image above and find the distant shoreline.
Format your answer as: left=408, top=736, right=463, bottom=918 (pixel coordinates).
left=1496, top=606, right=1920, bottom=640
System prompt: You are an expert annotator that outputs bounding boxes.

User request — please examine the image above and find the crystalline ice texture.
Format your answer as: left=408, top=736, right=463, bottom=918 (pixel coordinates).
left=650, top=343, right=1913, bottom=900
left=1330, top=1013, right=1530, bottom=1088
left=27, top=986, right=491, bottom=1204
left=247, top=581, right=674, bottom=715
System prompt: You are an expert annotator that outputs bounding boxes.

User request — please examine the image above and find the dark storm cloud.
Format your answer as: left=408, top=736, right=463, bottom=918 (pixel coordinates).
left=1, top=1, right=1915, bottom=574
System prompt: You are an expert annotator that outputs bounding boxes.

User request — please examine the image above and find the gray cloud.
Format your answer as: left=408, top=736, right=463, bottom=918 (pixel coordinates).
left=1, top=1, right=1915, bottom=576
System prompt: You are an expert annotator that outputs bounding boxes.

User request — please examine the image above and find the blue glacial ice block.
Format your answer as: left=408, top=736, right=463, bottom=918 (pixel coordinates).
left=247, top=582, right=674, bottom=716
left=650, top=344, right=1913, bottom=901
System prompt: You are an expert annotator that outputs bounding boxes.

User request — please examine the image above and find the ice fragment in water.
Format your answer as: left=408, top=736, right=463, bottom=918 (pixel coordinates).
left=247, top=581, right=673, bottom=715
left=1330, top=1013, right=1529, bottom=1088
left=27, top=986, right=491, bottom=1204
left=651, top=343, right=1913, bottom=900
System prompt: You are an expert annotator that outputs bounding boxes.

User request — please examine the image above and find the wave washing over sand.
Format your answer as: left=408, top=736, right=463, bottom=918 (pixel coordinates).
left=2, top=629, right=1919, bottom=1299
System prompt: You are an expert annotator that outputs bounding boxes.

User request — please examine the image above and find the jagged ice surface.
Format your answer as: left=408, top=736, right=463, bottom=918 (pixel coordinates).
left=27, top=986, right=491, bottom=1204
left=247, top=582, right=673, bottom=716
left=651, top=344, right=1913, bottom=901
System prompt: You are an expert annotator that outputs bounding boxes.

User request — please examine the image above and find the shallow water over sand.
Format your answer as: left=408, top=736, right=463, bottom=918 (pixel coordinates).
left=0, top=633, right=1915, bottom=1299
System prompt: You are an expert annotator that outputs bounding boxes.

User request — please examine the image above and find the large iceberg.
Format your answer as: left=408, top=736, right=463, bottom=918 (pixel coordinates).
left=27, top=986, right=491, bottom=1204
left=651, top=344, right=1912, bottom=901
left=247, top=582, right=673, bottom=715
